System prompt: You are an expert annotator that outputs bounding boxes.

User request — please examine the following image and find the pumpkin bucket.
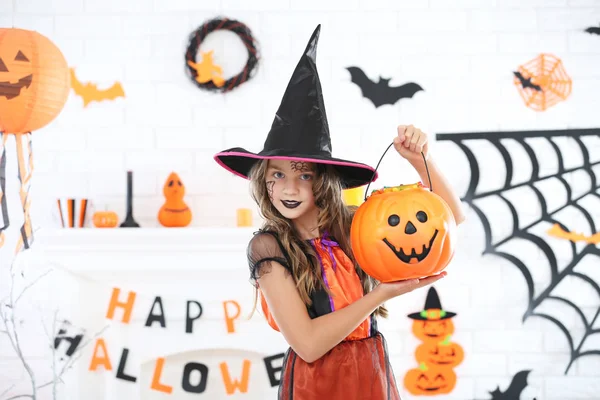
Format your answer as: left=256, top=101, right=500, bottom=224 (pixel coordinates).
left=350, top=144, right=457, bottom=282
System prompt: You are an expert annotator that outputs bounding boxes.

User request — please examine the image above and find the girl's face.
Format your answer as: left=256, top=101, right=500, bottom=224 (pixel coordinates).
left=265, top=159, right=318, bottom=221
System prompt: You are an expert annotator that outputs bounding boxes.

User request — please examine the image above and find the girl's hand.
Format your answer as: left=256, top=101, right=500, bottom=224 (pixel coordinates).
left=375, top=271, right=447, bottom=302
left=394, top=124, right=430, bottom=166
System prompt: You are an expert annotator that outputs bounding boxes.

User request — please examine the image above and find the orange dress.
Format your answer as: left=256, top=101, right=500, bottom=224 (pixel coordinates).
left=248, top=230, right=401, bottom=400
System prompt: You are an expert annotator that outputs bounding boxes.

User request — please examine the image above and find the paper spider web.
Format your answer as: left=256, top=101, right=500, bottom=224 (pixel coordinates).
left=437, top=128, right=600, bottom=374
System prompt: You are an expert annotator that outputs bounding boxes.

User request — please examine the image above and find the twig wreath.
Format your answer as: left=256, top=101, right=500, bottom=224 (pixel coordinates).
left=184, top=17, right=260, bottom=93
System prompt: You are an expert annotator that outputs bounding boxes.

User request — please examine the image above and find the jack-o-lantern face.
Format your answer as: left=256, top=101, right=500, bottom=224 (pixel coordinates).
left=412, top=316, right=455, bottom=342
left=415, top=339, right=464, bottom=368
left=163, top=172, right=185, bottom=200
left=0, top=49, right=32, bottom=100
left=350, top=183, right=457, bottom=282
left=404, top=363, right=456, bottom=395
left=0, top=28, right=70, bottom=134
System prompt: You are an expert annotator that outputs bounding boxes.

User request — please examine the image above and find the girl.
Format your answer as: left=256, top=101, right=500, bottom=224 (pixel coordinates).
left=214, top=25, right=465, bottom=399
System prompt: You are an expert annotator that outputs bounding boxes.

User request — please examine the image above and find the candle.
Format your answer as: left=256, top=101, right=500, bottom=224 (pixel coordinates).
left=236, top=208, right=253, bottom=227
left=342, top=186, right=365, bottom=206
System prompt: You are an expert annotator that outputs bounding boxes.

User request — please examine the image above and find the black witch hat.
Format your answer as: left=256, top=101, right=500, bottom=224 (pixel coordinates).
left=408, top=287, right=457, bottom=320
left=213, top=24, right=378, bottom=189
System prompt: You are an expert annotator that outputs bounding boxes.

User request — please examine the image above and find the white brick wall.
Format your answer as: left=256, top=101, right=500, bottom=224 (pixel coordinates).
left=1, top=0, right=600, bottom=398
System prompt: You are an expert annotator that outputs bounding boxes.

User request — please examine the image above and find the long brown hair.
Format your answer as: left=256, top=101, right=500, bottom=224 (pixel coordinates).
left=248, top=159, right=388, bottom=318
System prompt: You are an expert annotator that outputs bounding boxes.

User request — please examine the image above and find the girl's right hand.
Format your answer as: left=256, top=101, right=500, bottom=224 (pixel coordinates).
left=375, top=271, right=447, bottom=302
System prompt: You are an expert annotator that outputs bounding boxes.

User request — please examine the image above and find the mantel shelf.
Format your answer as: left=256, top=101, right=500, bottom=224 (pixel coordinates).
left=30, top=227, right=258, bottom=253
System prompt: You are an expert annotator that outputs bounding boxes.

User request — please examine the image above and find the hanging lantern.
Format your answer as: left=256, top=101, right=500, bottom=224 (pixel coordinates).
left=350, top=182, right=457, bottom=282
left=0, top=28, right=70, bottom=252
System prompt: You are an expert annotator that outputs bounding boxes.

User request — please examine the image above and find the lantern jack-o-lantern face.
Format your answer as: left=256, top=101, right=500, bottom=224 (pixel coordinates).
left=0, top=50, right=32, bottom=100
left=404, top=363, right=456, bottom=395
left=0, top=28, right=70, bottom=134
left=350, top=182, right=457, bottom=282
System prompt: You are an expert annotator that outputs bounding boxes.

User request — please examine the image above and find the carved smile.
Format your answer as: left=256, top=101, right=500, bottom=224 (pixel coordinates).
left=382, top=230, right=438, bottom=264
left=416, top=385, right=446, bottom=392
left=0, top=74, right=33, bottom=100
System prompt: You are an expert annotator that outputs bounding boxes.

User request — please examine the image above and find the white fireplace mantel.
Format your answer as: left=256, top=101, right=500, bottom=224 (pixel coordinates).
left=29, top=227, right=259, bottom=277
left=19, top=226, right=288, bottom=400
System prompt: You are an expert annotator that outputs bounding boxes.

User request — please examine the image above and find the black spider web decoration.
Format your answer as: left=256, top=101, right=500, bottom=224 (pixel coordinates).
left=436, top=128, right=600, bottom=374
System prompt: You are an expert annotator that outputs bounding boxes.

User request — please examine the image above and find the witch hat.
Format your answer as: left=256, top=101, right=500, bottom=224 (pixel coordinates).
left=408, top=287, right=456, bottom=320
left=213, top=24, right=378, bottom=189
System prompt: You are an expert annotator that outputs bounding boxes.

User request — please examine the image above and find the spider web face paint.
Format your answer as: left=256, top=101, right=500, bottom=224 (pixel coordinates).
left=290, top=161, right=311, bottom=173
left=266, top=181, right=275, bottom=202
left=437, top=127, right=600, bottom=374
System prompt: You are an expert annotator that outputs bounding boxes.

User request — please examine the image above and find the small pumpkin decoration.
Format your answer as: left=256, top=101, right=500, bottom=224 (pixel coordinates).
left=93, top=211, right=119, bottom=228
left=415, top=335, right=464, bottom=368
left=408, top=287, right=457, bottom=342
left=403, top=362, right=456, bottom=395
left=158, top=172, right=192, bottom=227
left=350, top=182, right=457, bottom=282
left=0, top=28, right=70, bottom=134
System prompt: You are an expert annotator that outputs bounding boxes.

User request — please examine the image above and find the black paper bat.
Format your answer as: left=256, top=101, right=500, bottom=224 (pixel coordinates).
left=473, top=370, right=535, bottom=400
left=513, top=71, right=542, bottom=91
left=584, top=25, right=600, bottom=35
left=346, top=66, right=424, bottom=108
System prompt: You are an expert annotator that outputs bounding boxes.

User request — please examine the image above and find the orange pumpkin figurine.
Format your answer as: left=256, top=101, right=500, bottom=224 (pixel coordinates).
left=158, top=172, right=192, bottom=227
left=408, top=287, right=456, bottom=343
left=403, top=362, right=456, bottom=395
left=350, top=182, right=457, bottom=282
left=93, top=211, right=119, bottom=228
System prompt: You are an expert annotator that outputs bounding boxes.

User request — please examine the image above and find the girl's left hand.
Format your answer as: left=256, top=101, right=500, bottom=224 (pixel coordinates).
left=393, top=124, right=429, bottom=165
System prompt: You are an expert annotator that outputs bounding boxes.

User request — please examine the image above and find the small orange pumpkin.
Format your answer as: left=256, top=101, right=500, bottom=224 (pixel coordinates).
left=404, top=362, right=456, bottom=395
left=0, top=28, right=70, bottom=134
left=415, top=336, right=464, bottom=368
left=93, top=211, right=119, bottom=228
left=158, top=172, right=192, bottom=227
left=350, top=182, right=457, bottom=282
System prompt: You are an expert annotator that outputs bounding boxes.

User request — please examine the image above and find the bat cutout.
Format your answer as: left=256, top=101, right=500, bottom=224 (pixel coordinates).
left=345, top=66, right=423, bottom=108
left=547, top=223, right=600, bottom=245
left=436, top=127, right=600, bottom=374
left=584, top=24, right=600, bottom=35
left=473, top=370, right=536, bottom=400
left=513, top=71, right=542, bottom=92
left=70, top=68, right=125, bottom=107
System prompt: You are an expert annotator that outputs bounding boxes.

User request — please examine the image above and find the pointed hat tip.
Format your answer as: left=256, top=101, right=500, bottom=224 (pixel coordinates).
left=303, top=24, right=322, bottom=59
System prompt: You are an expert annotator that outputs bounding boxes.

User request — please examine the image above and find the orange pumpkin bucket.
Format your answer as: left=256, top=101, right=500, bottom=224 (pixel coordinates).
left=350, top=145, right=457, bottom=282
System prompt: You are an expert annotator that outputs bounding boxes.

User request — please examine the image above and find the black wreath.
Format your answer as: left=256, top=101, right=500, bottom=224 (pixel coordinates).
left=184, top=17, right=260, bottom=93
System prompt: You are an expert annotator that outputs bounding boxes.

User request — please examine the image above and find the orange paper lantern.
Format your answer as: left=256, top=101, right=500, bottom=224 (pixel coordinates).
left=0, top=28, right=70, bottom=134
left=350, top=182, right=457, bottom=282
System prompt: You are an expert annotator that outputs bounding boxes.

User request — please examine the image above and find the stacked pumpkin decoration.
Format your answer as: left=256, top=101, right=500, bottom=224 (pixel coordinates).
left=350, top=182, right=457, bottom=282
left=158, top=172, right=192, bottom=227
left=404, top=287, right=464, bottom=396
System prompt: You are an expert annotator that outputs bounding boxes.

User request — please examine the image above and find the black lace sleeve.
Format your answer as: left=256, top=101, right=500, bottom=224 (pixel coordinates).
left=246, top=231, right=292, bottom=286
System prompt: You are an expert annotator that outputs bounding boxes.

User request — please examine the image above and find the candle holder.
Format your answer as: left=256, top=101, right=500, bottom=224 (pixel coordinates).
left=120, top=171, right=140, bottom=228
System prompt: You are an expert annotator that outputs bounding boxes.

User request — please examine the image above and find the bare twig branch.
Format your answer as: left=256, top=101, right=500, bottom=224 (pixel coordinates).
left=0, top=384, right=17, bottom=399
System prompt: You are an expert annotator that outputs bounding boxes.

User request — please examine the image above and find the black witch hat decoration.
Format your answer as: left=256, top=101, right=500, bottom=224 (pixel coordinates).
left=408, top=287, right=457, bottom=320
left=213, top=24, right=378, bottom=189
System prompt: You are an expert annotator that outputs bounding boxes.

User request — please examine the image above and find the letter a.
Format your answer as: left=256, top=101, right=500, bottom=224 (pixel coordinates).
left=89, top=338, right=112, bottom=371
